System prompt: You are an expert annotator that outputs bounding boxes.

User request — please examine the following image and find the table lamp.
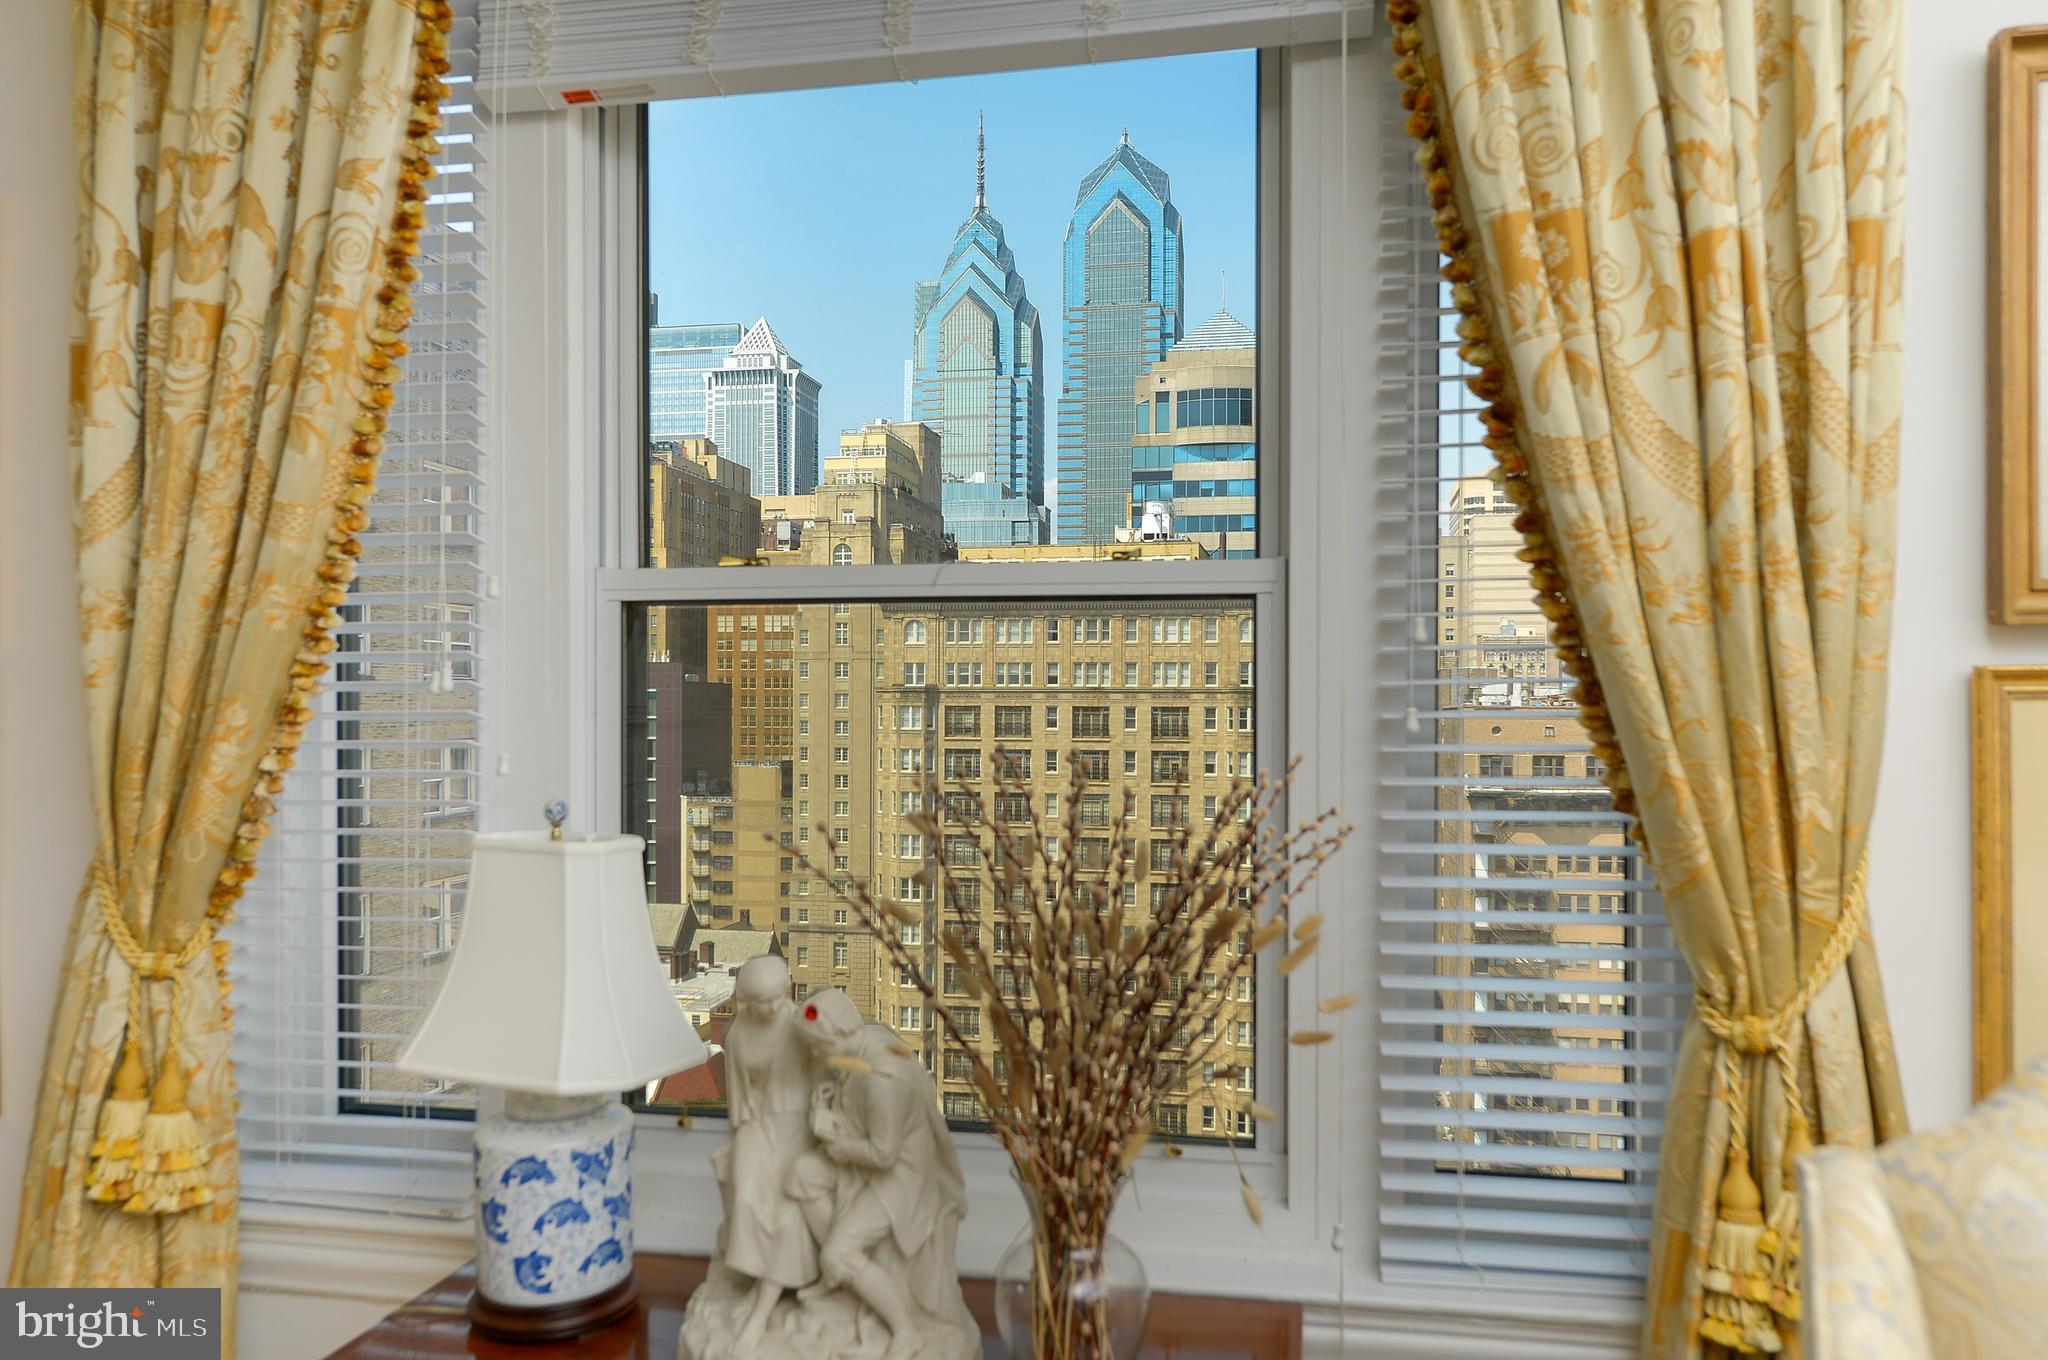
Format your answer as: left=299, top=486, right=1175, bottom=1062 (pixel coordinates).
left=399, top=805, right=707, bottom=1341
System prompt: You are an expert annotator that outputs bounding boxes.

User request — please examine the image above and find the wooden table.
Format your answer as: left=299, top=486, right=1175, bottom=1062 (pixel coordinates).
left=323, top=1255, right=1301, bottom=1359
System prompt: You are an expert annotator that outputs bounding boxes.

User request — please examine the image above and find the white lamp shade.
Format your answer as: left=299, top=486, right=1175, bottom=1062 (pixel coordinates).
left=398, top=832, right=708, bottom=1093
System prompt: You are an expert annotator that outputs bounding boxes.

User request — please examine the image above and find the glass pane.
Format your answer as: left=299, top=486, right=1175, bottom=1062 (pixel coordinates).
left=1423, top=283, right=1676, bottom=1182
left=627, top=597, right=1257, bottom=1140
left=644, top=51, right=1259, bottom=565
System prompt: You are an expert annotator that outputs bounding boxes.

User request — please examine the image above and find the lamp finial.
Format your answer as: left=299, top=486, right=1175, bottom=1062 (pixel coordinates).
left=544, top=800, right=568, bottom=841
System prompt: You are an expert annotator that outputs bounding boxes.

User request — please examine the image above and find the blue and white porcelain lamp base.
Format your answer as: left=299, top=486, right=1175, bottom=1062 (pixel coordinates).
left=471, top=1091, right=640, bottom=1342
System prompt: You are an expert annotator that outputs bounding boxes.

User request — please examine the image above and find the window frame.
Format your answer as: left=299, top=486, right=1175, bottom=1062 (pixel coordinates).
left=583, top=44, right=1348, bottom=1286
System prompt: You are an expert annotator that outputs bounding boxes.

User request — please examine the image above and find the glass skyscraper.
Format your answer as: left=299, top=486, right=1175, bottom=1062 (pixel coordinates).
left=648, top=321, right=743, bottom=441
left=703, top=317, right=822, bottom=497
left=912, top=119, right=1047, bottom=547
left=1057, top=131, right=1183, bottom=545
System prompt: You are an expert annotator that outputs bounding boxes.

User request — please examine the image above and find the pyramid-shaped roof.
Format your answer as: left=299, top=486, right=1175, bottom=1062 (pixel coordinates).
left=1173, top=308, right=1255, bottom=353
left=1073, top=131, right=1171, bottom=207
left=730, top=316, right=791, bottom=358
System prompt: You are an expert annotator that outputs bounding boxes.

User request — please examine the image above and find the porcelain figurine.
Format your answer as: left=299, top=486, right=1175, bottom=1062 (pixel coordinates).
left=679, top=982, right=976, bottom=1360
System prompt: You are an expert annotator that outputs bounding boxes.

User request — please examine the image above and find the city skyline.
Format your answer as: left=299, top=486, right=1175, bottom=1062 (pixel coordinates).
left=646, top=50, right=1256, bottom=515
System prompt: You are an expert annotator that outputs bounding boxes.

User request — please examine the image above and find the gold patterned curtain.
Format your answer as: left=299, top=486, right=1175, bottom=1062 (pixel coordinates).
left=10, top=0, right=450, bottom=1347
left=1388, top=1, right=1908, bottom=1355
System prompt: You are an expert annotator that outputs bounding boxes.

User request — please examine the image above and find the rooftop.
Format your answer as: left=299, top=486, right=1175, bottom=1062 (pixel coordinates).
left=1172, top=307, right=1256, bottom=353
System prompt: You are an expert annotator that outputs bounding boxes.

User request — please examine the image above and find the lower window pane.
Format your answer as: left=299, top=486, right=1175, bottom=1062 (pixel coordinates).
left=628, top=597, right=1256, bottom=1136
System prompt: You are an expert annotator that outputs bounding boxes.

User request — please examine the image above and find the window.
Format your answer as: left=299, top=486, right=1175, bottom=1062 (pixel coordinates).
left=905, top=620, right=926, bottom=645
left=1376, top=148, right=1678, bottom=1291
left=994, top=705, right=1031, bottom=738
left=1152, top=706, right=1189, bottom=740
left=832, top=542, right=853, bottom=565
left=1149, top=794, right=1189, bottom=828
left=904, top=662, right=926, bottom=686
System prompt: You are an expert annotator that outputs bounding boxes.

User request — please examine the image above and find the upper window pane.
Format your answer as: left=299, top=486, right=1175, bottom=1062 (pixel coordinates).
left=644, top=52, right=1259, bottom=564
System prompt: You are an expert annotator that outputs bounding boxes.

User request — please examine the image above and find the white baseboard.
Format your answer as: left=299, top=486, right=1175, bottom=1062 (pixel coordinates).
left=1302, top=1302, right=1637, bottom=1359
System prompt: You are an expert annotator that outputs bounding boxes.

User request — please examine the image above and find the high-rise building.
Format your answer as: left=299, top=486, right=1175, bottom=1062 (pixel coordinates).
left=704, top=317, right=822, bottom=498
left=646, top=438, right=764, bottom=667
left=1057, top=130, right=1184, bottom=546
left=1130, top=308, right=1256, bottom=559
left=911, top=119, right=1048, bottom=548
left=1432, top=476, right=1634, bottom=1174
left=679, top=761, right=794, bottom=926
left=638, top=661, right=732, bottom=903
left=648, top=321, right=744, bottom=441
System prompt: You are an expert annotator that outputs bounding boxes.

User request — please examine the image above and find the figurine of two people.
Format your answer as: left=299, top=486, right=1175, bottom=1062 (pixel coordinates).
left=678, top=955, right=979, bottom=1360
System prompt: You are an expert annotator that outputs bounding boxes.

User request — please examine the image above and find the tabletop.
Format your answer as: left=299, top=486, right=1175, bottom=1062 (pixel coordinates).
left=321, top=1254, right=1302, bottom=1359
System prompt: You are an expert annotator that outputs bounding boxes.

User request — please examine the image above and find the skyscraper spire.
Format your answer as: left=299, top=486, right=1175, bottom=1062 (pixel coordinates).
left=975, top=112, right=986, bottom=209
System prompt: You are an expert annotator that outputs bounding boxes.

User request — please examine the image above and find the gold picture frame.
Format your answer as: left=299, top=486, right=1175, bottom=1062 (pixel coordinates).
left=1991, top=27, right=2048, bottom=623
left=1973, top=666, right=2048, bottom=1096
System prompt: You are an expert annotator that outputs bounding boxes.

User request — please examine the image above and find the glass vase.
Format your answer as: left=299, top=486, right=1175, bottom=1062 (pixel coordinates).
left=993, top=1183, right=1150, bottom=1360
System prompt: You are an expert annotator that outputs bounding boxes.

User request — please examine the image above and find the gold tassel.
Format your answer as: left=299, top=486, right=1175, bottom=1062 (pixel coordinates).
left=85, top=1038, right=150, bottom=1203
left=1760, top=1115, right=1812, bottom=1324
left=1699, top=1143, right=1783, bottom=1354
left=122, top=1049, right=213, bottom=1215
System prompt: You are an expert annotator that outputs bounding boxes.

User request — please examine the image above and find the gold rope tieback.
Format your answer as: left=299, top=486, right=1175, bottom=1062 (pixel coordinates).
left=82, top=857, right=218, bottom=1214
left=1696, top=860, right=1871, bottom=1354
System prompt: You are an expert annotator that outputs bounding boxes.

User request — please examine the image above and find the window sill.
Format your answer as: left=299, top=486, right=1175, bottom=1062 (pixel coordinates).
left=239, top=1201, right=1639, bottom=1358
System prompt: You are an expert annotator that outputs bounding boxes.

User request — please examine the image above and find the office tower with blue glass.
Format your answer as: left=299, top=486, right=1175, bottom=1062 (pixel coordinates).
left=647, top=320, right=744, bottom=441
left=1130, top=308, right=1256, bottom=558
left=703, top=317, right=822, bottom=497
left=911, top=118, right=1048, bottom=547
left=1057, top=130, right=1183, bottom=546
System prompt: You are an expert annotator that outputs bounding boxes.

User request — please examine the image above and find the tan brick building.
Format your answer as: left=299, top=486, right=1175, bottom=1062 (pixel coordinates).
left=1432, top=475, right=1636, bottom=1177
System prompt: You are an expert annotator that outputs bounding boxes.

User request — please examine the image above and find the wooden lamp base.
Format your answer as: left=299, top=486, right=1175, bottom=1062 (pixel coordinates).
left=468, top=1272, right=640, bottom=1342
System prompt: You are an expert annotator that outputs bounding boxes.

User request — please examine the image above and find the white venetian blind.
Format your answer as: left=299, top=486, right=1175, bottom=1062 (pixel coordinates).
left=478, top=0, right=1366, bottom=111
left=1372, top=94, right=1685, bottom=1291
left=229, top=2, right=489, bottom=1215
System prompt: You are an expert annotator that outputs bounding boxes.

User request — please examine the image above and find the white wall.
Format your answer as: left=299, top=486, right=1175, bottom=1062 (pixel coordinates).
left=0, top=1, right=2038, bottom=1352
left=1868, top=0, right=2048, bottom=1131
left=0, top=0, right=95, bottom=1281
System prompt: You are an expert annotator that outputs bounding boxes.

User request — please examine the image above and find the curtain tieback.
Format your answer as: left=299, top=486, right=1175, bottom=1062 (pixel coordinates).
left=82, top=856, right=218, bottom=1216
left=1693, top=859, right=1871, bottom=1354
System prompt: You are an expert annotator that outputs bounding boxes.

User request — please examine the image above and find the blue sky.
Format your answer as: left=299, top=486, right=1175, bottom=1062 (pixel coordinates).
left=646, top=50, right=1259, bottom=455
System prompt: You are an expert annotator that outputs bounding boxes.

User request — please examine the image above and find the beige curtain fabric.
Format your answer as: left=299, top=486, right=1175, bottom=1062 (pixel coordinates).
left=11, top=0, right=442, bottom=1345
left=1388, top=1, right=1908, bottom=1355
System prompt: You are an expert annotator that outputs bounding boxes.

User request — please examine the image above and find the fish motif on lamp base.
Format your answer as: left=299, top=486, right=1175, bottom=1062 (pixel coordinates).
left=471, top=1092, right=640, bottom=1340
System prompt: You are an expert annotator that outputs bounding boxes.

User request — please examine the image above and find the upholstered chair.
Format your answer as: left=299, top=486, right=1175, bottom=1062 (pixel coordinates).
left=1799, top=1058, right=2048, bottom=1359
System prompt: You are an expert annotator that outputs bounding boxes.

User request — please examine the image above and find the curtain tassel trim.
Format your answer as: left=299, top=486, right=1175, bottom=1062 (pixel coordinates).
left=1697, top=861, right=1868, bottom=1353
left=78, top=0, right=452, bottom=1218
left=1382, top=0, right=1641, bottom=827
